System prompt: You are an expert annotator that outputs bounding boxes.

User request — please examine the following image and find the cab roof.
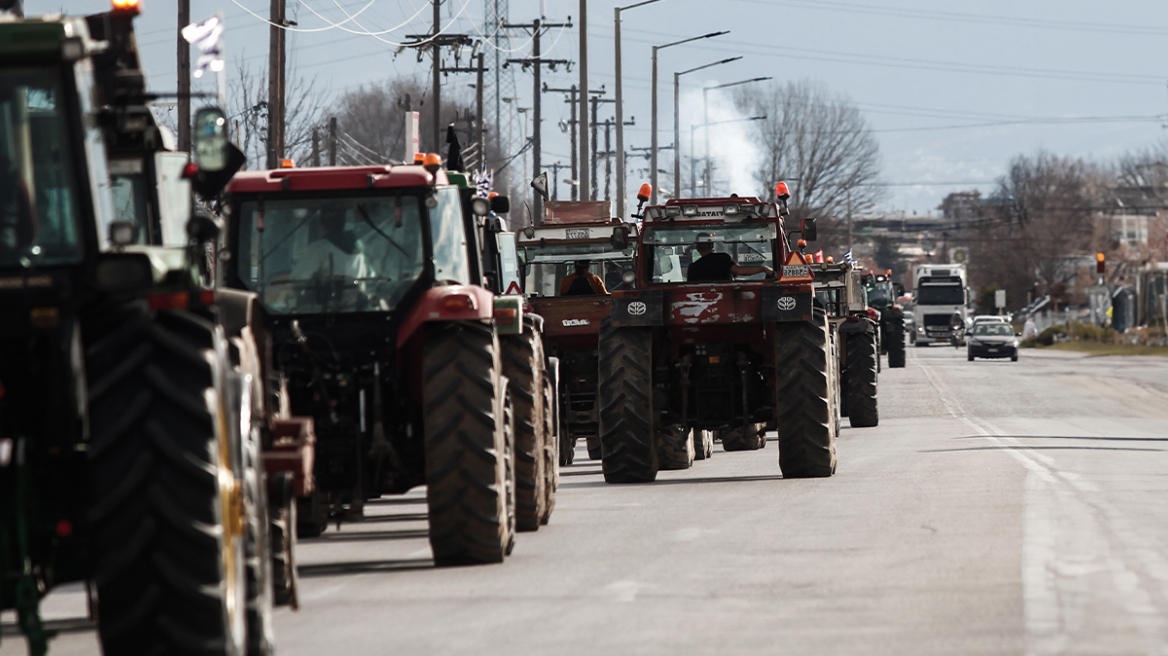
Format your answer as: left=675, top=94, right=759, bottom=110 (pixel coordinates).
left=224, top=164, right=448, bottom=194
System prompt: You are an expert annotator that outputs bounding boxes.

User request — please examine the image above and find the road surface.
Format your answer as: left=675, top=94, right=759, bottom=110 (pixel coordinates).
left=5, top=346, right=1168, bottom=655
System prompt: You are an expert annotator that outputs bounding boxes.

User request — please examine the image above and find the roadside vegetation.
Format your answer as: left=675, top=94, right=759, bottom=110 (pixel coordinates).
left=1022, top=321, right=1168, bottom=356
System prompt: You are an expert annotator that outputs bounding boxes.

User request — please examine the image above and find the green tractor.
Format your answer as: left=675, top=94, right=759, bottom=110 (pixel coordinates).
left=0, top=3, right=289, bottom=655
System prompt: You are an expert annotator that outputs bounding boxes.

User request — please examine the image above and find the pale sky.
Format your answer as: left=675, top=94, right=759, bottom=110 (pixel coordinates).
left=58, top=0, right=1168, bottom=215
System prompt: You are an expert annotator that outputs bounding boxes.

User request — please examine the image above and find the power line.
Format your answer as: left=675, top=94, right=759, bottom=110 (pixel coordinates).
left=614, top=27, right=1167, bottom=87
left=742, top=0, right=1168, bottom=38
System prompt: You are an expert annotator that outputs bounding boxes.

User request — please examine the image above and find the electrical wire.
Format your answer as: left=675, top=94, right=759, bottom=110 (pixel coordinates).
left=740, top=0, right=1168, bottom=38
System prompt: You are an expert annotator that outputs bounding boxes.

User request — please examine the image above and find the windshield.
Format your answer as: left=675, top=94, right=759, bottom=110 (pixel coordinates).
left=0, top=67, right=82, bottom=268
left=917, top=283, right=965, bottom=306
left=236, top=194, right=426, bottom=314
left=865, top=281, right=895, bottom=307
left=973, top=323, right=1012, bottom=337
left=519, top=241, right=634, bottom=296
left=643, top=224, right=776, bottom=283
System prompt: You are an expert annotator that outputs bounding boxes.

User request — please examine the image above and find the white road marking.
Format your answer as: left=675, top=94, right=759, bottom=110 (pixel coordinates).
left=917, top=358, right=1168, bottom=655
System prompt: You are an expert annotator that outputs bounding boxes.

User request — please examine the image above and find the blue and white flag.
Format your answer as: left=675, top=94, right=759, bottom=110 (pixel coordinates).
left=843, top=249, right=857, bottom=266
left=182, top=16, right=224, bottom=79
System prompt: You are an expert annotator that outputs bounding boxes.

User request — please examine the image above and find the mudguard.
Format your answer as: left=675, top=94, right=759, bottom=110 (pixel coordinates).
left=395, top=285, right=496, bottom=348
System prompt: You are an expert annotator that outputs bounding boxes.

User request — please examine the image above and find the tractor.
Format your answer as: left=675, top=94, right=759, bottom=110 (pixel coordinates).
left=597, top=183, right=839, bottom=483
left=513, top=200, right=639, bottom=464
left=863, top=270, right=906, bottom=368
left=0, top=2, right=304, bottom=655
left=812, top=261, right=879, bottom=427
left=218, top=154, right=558, bottom=564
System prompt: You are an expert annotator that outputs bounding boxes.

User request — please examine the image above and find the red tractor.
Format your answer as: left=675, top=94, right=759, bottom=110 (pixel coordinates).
left=514, top=201, right=638, bottom=464
left=219, top=158, right=557, bottom=565
left=598, top=184, right=839, bottom=483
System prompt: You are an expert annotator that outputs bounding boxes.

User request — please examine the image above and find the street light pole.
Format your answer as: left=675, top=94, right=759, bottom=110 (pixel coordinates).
left=673, top=56, right=740, bottom=200
left=615, top=0, right=661, bottom=220
left=701, top=76, right=770, bottom=196
left=649, top=30, right=728, bottom=204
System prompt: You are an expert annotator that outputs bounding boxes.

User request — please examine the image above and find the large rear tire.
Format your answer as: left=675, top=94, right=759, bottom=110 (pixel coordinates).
left=693, top=429, right=713, bottom=460
left=886, top=316, right=906, bottom=368
left=540, top=374, right=557, bottom=525
left=719, top=423, right=766, bottom=451
left=657, top=423, right=694, bottom=470
left=501, top=329, right=547, bottom=532
left=773, top=317, right=838, bottom=478
left=423, top=322, right=512, bottom=566
left=597, top=322, right=658, bottom=483
left=86, top=304, right=247, bottom=656
left=586, top=435, right=602, bottom=460
left=269, top=477, right=298, bottom=609
left=844, top=329, right=879, bottom=428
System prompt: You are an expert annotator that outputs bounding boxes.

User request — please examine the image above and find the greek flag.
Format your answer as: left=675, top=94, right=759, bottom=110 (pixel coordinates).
left=843, top=249, right=857, bottom=266
left=182, top=16, right=224, bottom=79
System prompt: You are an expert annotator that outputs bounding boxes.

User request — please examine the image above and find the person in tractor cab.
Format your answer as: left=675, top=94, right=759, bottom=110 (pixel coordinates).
left=686, top=232, right=773, bottom=282
left=560, top=259, right=609, bottom=296
left=291, top=205, right=373, bottom=281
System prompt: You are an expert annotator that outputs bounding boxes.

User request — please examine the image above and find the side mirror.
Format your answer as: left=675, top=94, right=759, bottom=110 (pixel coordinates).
left=609, top=227, right=628, bottom=250
left=894, top=282, right=905, bottom=296
left=491, top=195, right=510, bottom=214
left=193, top=107, right=228, bottom=172
left=800, top=218, right=817, bottom=242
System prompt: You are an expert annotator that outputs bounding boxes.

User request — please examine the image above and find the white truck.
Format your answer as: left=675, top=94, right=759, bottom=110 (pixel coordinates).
left=911, top=263, right=969, bottom=345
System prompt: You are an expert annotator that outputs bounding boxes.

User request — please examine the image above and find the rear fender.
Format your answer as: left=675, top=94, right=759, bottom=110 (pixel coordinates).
left=395, top=285, right=495, bottom=349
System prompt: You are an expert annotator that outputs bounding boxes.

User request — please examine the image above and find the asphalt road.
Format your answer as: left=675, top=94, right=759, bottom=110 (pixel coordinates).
left=5, top=345, right=1168, bottom=656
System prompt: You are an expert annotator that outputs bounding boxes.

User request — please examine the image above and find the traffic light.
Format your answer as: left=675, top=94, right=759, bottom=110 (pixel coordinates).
left=1096, top=252, right=1105, bottom=275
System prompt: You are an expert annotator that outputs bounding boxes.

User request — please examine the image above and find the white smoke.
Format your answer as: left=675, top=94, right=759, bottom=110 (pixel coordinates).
left=678, top=85, right=763, bottom=199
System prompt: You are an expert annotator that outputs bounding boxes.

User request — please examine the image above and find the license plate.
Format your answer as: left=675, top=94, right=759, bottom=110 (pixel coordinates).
left=988, top=348, right=998, bottom=352
left=782, top=265, right=810, bottom=278
left=566, top=228, right=589, bottom=239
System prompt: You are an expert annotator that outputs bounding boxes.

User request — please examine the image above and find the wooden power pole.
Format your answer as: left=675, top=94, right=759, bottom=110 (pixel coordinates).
left=177, top=0, right=190, bottom=152
left=266, top=0, right=286, bottom=168
left=505, top=17, right=571, bottom=223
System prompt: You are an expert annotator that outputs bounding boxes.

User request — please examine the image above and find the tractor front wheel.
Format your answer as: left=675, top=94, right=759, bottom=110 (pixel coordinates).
left=597, top=322, right=658, bottom=483
left=773, top=317, right=838, bottom=478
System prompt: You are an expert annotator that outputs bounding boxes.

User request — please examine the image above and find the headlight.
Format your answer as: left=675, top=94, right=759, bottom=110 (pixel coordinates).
left=622, top=270, right=636, bottom=285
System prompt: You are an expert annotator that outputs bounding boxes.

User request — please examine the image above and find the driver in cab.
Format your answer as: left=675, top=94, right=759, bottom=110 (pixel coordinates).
left=291, top=206, right=373, bottom=281
left=686, top=232, right=773, bottom=282
left=560, top=260, right=609, bottom=296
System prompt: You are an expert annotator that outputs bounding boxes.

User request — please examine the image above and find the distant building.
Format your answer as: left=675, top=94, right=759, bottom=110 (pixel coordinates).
left=937, top=191, right=981, bottom=222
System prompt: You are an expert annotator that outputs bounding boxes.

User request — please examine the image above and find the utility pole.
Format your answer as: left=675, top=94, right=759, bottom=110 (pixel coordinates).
left=546, top=162, right=569, bottom=201
left=441, top=54, right=490, bottom=169
left=311, top=127, right=320, bottom=166
left=545, top=84, right=579, bottom=200
left=505, top=17, right=572, bottom=223
left=614, top=0, right=661, bottom=220
left=405, top=0, right=474, bottom=153
left=579, top=0, right=589, bottom=202
left=266, top=0, right=286, bottom=168
left=177, top=0, right=190, bottom=152
left=328, top=116, right=337, bottom=166
left=589, top=94, right=614, bottom=201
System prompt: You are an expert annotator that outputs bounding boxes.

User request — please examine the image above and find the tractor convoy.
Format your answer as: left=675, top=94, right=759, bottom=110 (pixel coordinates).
left=0, top=2, right=920, bottom=654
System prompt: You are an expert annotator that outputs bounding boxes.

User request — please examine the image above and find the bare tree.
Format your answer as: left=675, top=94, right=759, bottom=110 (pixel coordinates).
left=967, top=150, right=1108, bottom=308
left=1116, top=139, right=1168, bottom=190
left=334, top=76, right=493, bottom=168
left=735, top=80, right=882, bottom=219
left=225, top=59, right=328, bottom=170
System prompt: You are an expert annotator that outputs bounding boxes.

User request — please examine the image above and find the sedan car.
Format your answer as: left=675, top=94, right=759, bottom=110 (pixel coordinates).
left=967, top=322, right=1019, bottom=361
